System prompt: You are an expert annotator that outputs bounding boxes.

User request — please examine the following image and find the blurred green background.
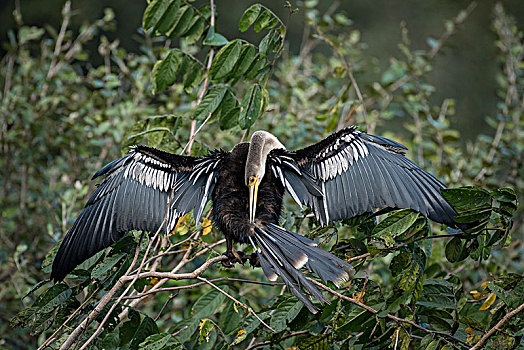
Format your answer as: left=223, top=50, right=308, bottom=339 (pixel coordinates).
left=1, top=0, right=523, bottom=141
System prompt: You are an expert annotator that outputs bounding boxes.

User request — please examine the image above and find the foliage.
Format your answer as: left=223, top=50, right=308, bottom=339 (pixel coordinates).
left=1, top=0, right=523, bottom=349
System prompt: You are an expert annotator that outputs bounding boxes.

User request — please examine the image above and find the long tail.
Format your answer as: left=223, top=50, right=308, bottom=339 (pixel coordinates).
left=252, top=223, right=353, bottom=313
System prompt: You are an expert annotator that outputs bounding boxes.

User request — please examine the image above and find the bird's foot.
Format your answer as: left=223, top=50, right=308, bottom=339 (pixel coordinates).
left=248, top=252, right=260, bottom=267
left=222, top=249, right=249, bottom=268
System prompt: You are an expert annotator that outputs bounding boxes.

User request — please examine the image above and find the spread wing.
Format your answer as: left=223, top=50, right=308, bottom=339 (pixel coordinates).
left=51, top=145, right=223, bottom=280
left=268, top=127, right=459, bottom=227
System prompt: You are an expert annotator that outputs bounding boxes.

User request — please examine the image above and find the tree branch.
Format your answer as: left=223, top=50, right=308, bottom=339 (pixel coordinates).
left=470, top=302, right=524, bottom=350
left=307, top=278, right=472, bottom=349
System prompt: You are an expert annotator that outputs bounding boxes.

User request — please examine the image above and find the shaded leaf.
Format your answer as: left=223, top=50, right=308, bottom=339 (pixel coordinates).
left=445, top=236, right=463, bottom=263
left=152, top=49, right=183, bottom=92
left=239, top=83, right=262, bottom=129
left=139, top=333, right=183, bottom=350
left=269, top=297, right=303, bottom=332
left=92, top=252, right=127, bottom=280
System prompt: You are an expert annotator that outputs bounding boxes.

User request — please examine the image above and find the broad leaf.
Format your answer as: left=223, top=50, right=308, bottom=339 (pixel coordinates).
left=239, top=4, right=261, bottom=32
left=193, top=86, right=228, bottom=121
left=154, top=0, right=181, bottom=33
left=143, top=0, right=170, bottom=30
left=239, top=83, right=262, bottom=129
left=269, top=297, right=303, bottom=332
left=211, top=39, right=242, bottom=80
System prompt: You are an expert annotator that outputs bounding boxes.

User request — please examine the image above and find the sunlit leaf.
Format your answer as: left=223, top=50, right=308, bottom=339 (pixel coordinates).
left=478, top=293, right=496, bottom=311
left=143, top=0, right=170, bottom=30
left=193, top=86, right=228, bottom=121
left=154, top=0, right=181, bottom=33
left=239, top=4, right=261, bottom=32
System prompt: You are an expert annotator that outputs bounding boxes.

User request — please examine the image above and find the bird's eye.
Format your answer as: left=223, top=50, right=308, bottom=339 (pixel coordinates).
left=249, top=176, right=256, bottom=185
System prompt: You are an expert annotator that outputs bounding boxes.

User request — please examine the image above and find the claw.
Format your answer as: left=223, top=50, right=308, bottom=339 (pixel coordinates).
left=222, top=248, right=250, bottom=267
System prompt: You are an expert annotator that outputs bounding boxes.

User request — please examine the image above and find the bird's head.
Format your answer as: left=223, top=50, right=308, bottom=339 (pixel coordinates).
left=245, top=131, right=285, bottom=223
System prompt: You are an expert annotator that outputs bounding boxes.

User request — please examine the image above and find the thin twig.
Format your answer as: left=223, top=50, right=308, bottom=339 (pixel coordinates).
left=60, top=233, right=145, bottom=350
left=185, top=0, right=215, bottom=155
left=121, top=276, right=281, bottom=300
left=313, top=24, right=369, bottom=131
left=470, top=302, right=524, bottom=350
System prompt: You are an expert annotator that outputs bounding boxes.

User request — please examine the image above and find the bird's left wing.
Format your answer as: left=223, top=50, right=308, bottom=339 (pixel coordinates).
left=268, top=127, right=459, bottom=227
left=51, top=145, right=223, bottom=280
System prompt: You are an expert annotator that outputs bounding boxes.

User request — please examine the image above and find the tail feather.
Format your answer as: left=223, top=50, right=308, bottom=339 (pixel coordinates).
left=253, top=224, right=354, bottom=313
left=266, top=224, right=353, bottom=286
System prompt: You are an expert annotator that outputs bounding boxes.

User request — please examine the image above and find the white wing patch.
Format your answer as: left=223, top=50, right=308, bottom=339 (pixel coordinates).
left=316, top=136, right=369, bottom=181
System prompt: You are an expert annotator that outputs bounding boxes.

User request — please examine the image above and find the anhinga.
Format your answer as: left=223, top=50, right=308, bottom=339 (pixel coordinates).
left=51, top=127, right=462, bottom=312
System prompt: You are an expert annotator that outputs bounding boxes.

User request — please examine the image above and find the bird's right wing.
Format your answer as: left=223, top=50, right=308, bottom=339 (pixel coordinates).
left=51, top=145, right=224, bottom=280
left=268, top=127, right=460, bottom=227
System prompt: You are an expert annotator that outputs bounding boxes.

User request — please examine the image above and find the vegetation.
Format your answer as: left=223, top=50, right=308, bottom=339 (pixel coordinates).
left=1, top=0, right=522, bottom=348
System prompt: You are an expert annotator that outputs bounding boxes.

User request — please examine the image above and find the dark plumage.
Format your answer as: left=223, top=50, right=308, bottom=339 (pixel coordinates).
left=51, top=127, right=462, bottom=312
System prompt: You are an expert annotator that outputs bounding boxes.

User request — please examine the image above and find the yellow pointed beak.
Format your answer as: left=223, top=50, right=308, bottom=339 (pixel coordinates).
left=248, top=175, right=260, bottom=223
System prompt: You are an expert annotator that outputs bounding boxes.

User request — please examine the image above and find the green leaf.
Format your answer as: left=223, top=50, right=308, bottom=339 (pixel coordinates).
left=154, top=0, right=181, bottom=33
left=120, top=309, right=141, bottom=346
left=91, top=252, right=127, bottom=280
left=34, top=284, right=72, bottom=314
left=445, top=236, right=463, bottom=263
left=218, top=300, right=243, bottom=335
left=203, top=26, right=228, bottom=46
left=132, top=316, right=159, bottom=350
left=239, top=83, right=262, bottom=129
left=239, top=4, right=261, bottom=32
left=390, top=250, right=411, bottom=276
left=211, top=39, right=242, bottom=80
left=182, top=56, right=204, bottom=90
left=416, top=279, right=456, bottom=309
left=23, top=280, right=49, bottom=299
left=244, top=56, right=267, bottom=80
left=372, top=209, right=420, bottom=244
left=143, top=0, right=171, bottom=30
left=103, top=332, right=120, bottom=350
left=217, top=91, right=240, bottom=130
left=19, top=26, right=45, bottom=44
left=152, top=49, right=183, bottom=93
left=259, top=29, right=281, bottom=58
left=192, top=286, right=229, bottom=317
left=139, top=333, right=183, bottom=350
left=193, top=86, right=228, bottom=121
left=269, top=297, right=303, bottom=332
left=253, top=10, right=272, bottom=33
left=185, top=16, right=206, bottom=45
left=168, top=5, right=195, bottom=38
left=441, top=187, right=492, bottom=214
left=491, top=187, right=517, bottom=202
left=231, top=44, right=256, bottom=80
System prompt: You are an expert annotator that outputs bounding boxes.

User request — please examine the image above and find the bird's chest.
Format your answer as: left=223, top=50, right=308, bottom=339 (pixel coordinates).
left=211, top=159, right=284, bottom=243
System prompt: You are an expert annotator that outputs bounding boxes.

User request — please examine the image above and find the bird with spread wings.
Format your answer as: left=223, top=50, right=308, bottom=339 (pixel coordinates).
left=52, top=127, right=462, bottom=312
